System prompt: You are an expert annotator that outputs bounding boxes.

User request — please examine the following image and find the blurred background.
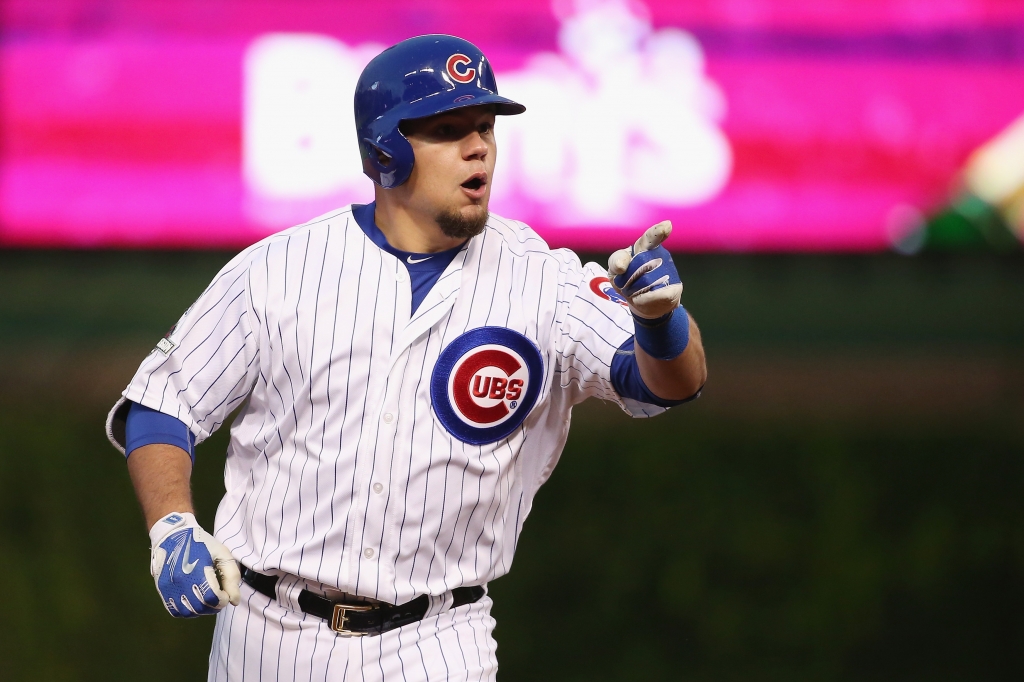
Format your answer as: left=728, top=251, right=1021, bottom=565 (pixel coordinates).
left=1, top=0, right=1023, bottom=680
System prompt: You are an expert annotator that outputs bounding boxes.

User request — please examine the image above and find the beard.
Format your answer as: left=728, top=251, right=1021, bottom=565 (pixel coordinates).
left=435, top=205, right=488, bottom=240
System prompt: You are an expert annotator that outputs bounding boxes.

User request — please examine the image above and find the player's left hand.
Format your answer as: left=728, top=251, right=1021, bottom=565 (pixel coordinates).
left=149, top=512, right=241, bottom=618
left=607, top=221, right=683, bottom=320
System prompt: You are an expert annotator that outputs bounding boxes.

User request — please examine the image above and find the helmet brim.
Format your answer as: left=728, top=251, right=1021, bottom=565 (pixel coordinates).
left=398, top=92, right=526, bottom=124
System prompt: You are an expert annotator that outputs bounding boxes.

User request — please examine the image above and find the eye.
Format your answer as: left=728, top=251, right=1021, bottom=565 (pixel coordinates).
left=435, top=124, right=456, bottom=137
left=478, top=121, right=493, bottom=135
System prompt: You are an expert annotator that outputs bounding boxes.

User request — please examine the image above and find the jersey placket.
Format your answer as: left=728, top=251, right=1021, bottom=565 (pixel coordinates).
left=352, top=249, right=467, bottom=600
left=344, top=256, right=413, bottom=598
left=357, top=343, right=413, bottom=598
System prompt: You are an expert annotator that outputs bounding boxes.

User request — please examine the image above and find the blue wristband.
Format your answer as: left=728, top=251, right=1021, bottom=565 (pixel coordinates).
left=632, top=306, right=690, bottom=360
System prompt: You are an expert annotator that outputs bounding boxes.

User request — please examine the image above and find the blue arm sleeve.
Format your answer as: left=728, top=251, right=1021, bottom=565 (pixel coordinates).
left=610, top=337, right=701, bottom=408
left=125, top=401, right=196, bottom=462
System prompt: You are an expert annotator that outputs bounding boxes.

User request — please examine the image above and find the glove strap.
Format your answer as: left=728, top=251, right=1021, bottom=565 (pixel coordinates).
left=632, top=306, right=690, bottom=360
left=149, top=511, right=196, bottom=547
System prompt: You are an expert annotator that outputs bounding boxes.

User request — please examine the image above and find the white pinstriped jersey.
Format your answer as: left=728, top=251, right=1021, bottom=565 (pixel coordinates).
left=118, top=205, right=665, bottom=605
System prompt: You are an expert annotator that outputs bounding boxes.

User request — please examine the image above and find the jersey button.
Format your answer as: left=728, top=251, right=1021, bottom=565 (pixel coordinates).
left=363, top=548, right=375, bottom=559
left=383, top=412, right=394, bottom=424
left=396, top=270, right=406, bottom=282
left=372, top=482, right=384, bottom=494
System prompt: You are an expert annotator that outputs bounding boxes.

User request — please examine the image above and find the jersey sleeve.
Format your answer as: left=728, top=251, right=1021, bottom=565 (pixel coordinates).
left=113, top=246, right=264, bottom=447
left=551, top=249, right=669, bottom=418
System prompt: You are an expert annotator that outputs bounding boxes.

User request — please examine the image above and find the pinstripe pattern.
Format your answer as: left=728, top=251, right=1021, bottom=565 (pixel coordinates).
left=208, top=582, right=498, bottom=682
left=120, top=206, right=664, bottom=677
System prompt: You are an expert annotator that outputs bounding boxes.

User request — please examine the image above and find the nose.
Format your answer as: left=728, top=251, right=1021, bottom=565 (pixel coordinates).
left=462, top=129, right=488, bottom=161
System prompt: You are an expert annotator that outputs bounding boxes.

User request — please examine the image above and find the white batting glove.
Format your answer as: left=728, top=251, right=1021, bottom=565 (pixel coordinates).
left=607, top=221, right=683, bottom=320
left=149, top=512, right=241, bottom=617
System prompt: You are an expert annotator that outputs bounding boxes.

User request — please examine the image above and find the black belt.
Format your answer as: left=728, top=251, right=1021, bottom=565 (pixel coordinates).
left=240, top=565, right=485, bottom=636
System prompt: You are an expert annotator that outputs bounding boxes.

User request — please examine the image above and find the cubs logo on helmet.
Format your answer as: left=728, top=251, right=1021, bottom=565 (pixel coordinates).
left=589, top=277, right=630, bottom=307
left=446, top=54, right=476, bottom=84
left=431, top=327, right=544, bottom=445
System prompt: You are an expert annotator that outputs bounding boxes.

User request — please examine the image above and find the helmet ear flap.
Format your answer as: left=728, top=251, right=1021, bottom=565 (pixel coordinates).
left=360, top=134, right=414, bottom=188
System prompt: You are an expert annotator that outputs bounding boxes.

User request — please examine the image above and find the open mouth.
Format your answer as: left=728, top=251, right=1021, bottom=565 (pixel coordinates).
left=461, top=173, right=487, bottom=191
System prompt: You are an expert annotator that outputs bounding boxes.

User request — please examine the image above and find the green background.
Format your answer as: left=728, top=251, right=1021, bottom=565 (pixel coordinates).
left=1, top=251, right=1022, bottom=680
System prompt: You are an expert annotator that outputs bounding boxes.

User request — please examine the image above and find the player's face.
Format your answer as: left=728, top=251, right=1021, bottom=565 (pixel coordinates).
left=400, top=106, right=497, bottom=238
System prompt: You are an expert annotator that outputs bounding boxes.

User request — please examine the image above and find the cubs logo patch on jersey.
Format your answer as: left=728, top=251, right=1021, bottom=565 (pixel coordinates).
left=431, top=327, right=544, bottom=445
left=589, top=276, right=630, bottom=307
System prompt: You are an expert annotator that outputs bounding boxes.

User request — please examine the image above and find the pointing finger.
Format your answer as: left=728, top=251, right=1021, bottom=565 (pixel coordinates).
left=632, top=221, right=672, bottom=254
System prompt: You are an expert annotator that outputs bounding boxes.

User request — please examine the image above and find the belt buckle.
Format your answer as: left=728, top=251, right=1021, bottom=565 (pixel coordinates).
left=330, top=602, right=374, bottom=636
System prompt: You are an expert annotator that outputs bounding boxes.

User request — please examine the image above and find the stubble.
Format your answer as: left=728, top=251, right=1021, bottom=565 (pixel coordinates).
left=435, top=206, right=489, bottom=240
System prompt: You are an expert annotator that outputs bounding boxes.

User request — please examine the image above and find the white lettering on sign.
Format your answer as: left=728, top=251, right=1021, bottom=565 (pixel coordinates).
left=242, top=0, right=731, bottom=228
left=243, top=34, right=382, bottom=203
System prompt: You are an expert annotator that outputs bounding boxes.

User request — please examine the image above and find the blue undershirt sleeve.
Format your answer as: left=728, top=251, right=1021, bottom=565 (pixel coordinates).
left=125, top=401, right=196, bottom=462
left=610, top=337, right=700, bottom=408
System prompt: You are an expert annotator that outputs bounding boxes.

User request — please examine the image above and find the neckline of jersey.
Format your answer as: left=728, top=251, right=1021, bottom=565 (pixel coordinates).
left=352, top=203, right=466, bottom=272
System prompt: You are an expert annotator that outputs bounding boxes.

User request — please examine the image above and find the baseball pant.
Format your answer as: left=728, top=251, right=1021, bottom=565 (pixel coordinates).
left=208, top=582, right=498, bottom=682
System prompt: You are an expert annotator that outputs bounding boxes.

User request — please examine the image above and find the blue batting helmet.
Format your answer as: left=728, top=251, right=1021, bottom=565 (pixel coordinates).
left=354, top=34, right=525, bottom=188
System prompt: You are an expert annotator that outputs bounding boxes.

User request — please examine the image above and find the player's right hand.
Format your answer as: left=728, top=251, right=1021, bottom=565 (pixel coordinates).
left=607, top=221, right=683, bottom=320
left=149, top=512, right=241, bottom=617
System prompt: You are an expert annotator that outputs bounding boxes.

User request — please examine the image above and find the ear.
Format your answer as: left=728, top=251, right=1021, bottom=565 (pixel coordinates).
left=361, top=139, right=392, bottom=174
left=359, top=134, right=414, bottom=188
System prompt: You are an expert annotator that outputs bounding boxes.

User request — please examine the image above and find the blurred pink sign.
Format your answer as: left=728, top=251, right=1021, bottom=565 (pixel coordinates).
left=2, top=0, right=1023, bottom=251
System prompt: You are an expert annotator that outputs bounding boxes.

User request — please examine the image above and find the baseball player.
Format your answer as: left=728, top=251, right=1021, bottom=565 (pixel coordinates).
left=106, top=34, right=705, bottom=680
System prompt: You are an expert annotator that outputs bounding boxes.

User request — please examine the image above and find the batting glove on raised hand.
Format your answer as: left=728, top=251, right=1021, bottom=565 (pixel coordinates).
left=149, top=512, right=241, bottom=618
left=607, top=221, right=683, bottom=320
